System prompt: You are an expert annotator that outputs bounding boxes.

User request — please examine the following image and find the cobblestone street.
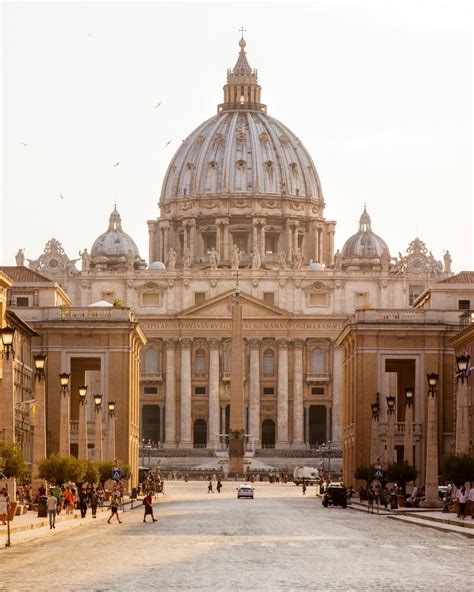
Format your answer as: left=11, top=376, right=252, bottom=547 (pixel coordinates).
left=1, top=482, right=472, bottom=591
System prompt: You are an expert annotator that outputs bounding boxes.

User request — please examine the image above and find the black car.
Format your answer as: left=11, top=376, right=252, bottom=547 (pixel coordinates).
left=322, top=483, right=347, bottom=508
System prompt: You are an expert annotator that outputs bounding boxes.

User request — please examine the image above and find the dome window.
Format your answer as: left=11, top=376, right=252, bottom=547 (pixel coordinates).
left=259, top=132, right=269, bottom=142
left=196, top=135, right=205, bottom=145
left=208, top=161, right=217, bottom=169
left=279, top=135, right=289, bottom=146
left=236, top=131, right=246, bottom=142
left=236, top=160, right=246, bottom=171
left=264, top=160, right=273, bottom=170
left=289, top=162, right=298, bottom=172
left=186, top=163, right=194, bottom=170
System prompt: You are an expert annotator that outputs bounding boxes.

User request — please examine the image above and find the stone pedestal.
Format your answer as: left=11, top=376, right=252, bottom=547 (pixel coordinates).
left=32, top=374, right=47, bottom=494
left=228, top=437, right=245, bottom=477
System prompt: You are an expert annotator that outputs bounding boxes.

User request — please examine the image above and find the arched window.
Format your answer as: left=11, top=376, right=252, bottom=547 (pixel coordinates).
left=143, top=347, right=158, bottom=373
left=195, top=349, right=206, bottom=376
left=263, top=349, right=275, bottom=375
left=311, top=349, right=325, bottom=373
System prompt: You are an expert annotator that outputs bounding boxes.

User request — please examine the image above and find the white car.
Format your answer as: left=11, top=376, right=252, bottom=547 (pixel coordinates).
left=237, top=483, right=254, bottom=499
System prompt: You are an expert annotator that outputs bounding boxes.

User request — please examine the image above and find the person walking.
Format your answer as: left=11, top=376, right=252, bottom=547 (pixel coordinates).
left=208, top=479, right=214, bottom=493
left=79, top=489, right=88, bottom=519
left=302, top=480, right=307, bottom=495
left=468, top=484, right=474, bottom=519
left=90, top=489, right=98, bottom=518
left=456, top=485, right=467, bottom=519
left=143, top=492, right=157, bottom=523
left=107, top=495, right=122, bottom=524
left=0, top=488, right=8, bottom=526
left=216, top=479, right=222, bottom=493
left=47, top=490, right=57, bottom=529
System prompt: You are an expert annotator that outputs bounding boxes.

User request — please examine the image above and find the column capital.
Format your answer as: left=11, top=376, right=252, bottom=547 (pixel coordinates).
left=247, top=338, right=260, bottom=350
left=215, top=217, right=229, bottom=226
left=180, top=337, right=193, bottom=349
left=293, top=338, right=305, bottom=351
left=208, top=338, right=221, bottom=350
left=159, top=220, right=171, bottom=229
left=164, top=338, right=178, bottom=349
left=277, top=338, right=290, bottom=350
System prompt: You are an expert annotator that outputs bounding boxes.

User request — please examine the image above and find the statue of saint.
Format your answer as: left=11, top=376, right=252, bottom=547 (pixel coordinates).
left=15, top=249, right=25, bottom=266
left=334, top=249, right=342, bottom=271
left=278, top=250, right=287, bottom=269
left=183, top=248, right=191, bottom=270
left=79, top=248, right=91, bottom=271
left=380, top=249, right=390, bottom=272
left=231, top=244, right=241, bottom=270
left=127, top=250, right=135, bottom=271
left=167, top=247, right=177, bottom=270
left=207, top=247, right=218, bottom=270
left=293, top=248, right=304, bottom=270
left=250, top=246, right=261, bottom=270
left=443, top=250, right=452, bottom=273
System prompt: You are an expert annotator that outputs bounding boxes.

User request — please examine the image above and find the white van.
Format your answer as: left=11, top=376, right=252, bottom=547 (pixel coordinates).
left=293, top=466, right=320, bottom=485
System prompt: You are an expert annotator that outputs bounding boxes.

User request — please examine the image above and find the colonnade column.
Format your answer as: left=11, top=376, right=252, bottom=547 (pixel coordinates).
left=180, top=338, right=193, bottom=448
left=248, top=339, right=261, bottom=449
left=163, top=338, right=177, bottom=448
left=287, top=223, right=293, bottom=262
left=207, top=339, right=220, bottom=448
left=223, top=220, right=229, bottom=261
left=292, top=339, right=304, bottom=447
left=276, top=338, right=289, bottom=449
left=260, top=225, right=265, bottom=259
left=159, top=405, right=165, bottom=446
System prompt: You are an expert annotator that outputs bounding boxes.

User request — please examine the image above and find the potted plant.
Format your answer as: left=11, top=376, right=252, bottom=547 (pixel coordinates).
left=385, top=462, right=418, bottom=507
left=441, top=453, right=474, bottom=513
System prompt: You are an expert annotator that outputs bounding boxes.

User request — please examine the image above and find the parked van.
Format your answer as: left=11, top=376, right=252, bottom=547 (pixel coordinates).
left=293, top=466, right=320, bottom=485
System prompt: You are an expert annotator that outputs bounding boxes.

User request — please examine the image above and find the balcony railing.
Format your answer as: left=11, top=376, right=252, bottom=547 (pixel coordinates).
left=305, top=372, right=330, bottom=383
left=379, top=422, right=422, bottom=436
left=459, top=310, right=474, bottom=330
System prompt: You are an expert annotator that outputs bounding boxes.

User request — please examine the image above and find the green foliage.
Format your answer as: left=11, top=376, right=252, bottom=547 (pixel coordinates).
left=354, top=465, right=372, bottom=485
left=81, top=460, right=100, bottom=485
left=0, top=441, right=27, bottom=478
left=38, top=455, right=84, bottom=485
left=113, top=298, right=123, bottom=307
left=120, top=463, right=131, bottom=478
left=385, top=461, right=418, bottom=493
left=441, top=453, right=474, bottom=487
left=96, top=461, right=115, bottom=484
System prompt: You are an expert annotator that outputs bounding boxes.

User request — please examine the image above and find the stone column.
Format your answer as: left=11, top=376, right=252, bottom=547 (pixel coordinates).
left=221, top=406, right=226, bottom=446
left=332, top=348, right=344, bottom=444
left=304, top=405, right=310, bottom=446
left=78, top=395, right=88, bottom=460
left=164, top=338, right=177, bottom=448
left=93, top=404, right=103, bottom=462
left=287, top=223, right=293, bottom=262
left=180, top=338, right=193, bottom=448
left=32, top=369, right=47, bottom=491
left=159, top=405, right=165, bottom=446
left=455, top=378, right=470, bottom=454
left=183, top=222, right=188, bottom=256
left=223, top=220, right=229, bottom=261
left=0, top=354, right=14, bottom=442
left=317, top=225, right=323, bottom=263
left=293, top=224, right=299, bottom=260
left=107, top=410, right=116, bottom=461
left=190, top=220, right=196, bottom=261
left=248, top=339, right=261, bottom=449
left=313, top=222, right=319, bottom=263
left=386, top=399, right=395, bottom=464
left=292, top=339, right=304, bottom=447
left=370, top=406, right=380, bottom=465
left=260, top=225, right=265, bottom=259
left=216, top=223, right=221, bottom=260
left=252, top=220, right=258, bottom=251
left=207, top=339, right=220, bottom=448
left=423, top=378, right=441, bottom=506
left=276, top=339, right=289, bottom=449
left=59, top=387, right=71, bottom=457
left=403, top=397, right=414, bottom=466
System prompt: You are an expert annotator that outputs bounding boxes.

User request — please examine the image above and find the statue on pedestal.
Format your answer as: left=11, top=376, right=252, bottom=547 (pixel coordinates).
left=250, top=246, right=261, bottom=270
left=79, top=249, right=91, bottom=271
left=443, top=250, right=452, bottom=273
left=231, top=244, right=241, bottom=270
left=278, top=250, right=287, bottom=269
left=183, top=248, right=191, bottom=270
left=293, top=248, right=303, bottom=270
left=167, top=248, right=177, bottom=270
left=208, top=247, right=218, bottom=270
left=15, top=249, right=25, bottom=266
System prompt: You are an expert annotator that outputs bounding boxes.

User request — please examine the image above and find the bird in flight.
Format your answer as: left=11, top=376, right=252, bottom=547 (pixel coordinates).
left=154, top=101, right=162, bottom=108
left=114, top=162, right=120, bottom=168
left=60, top=194, right=65, bottom=199
left=20, top=142, right=30, bottom=147
left=164, top=140, right=173, bottom=148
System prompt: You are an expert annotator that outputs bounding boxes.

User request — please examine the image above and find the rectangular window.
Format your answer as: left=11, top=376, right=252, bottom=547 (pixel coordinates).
left=309, top=293, right=326, bottom=306
left=203, top=234, right=216, bottom=252
left=355, top=292, right=369, bottom=308
left=459, top=300, right=470, bottom=310
left=143, top=293, right=160, bottom=306
left=265, top=235, right=277, bottom=254
left=194, top=386, right=206, bottom=396
left=311, top=386, right=325, bottom=396
left=263, top=387, right=275, bottom=396
left=233, top=235, right=248, bottom=252
left=194, top=292, right=206, bottom=305
left=263, top=292, right=275, bottom=305
left=101, top=291, right=114, bottom=303
left=143, top=386, right=158, bottom=394
left=16, top=297, right=29, bottom=307
left=408, top=285, right=423, bottom=306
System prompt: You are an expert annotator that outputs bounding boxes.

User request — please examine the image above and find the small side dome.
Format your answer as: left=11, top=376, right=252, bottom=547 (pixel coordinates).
left=341, top=207, right=389, bottom=259
left=309, top=262, right=325, bottom=271
left=149, top=261, right=166, bottom=270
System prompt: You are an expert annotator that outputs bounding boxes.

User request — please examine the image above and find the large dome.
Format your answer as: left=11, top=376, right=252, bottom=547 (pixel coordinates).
left=160, top=38, right=323, bottom=203
left=341, top=207, right=389, bottom=259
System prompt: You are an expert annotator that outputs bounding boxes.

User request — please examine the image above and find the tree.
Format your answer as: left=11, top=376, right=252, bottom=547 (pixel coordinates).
left=354, top=465, right=372, bottom=486
left=38, top=455, right=84, bottom=485
left=0, top=441, right=26, bottom=478
left=385, top=461, right=418, bottom=494
left=441, top=453, right=474, bottom=487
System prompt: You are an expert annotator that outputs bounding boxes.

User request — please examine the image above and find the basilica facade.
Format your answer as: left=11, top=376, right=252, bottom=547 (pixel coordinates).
left=22, top=37, right=453, bottom=459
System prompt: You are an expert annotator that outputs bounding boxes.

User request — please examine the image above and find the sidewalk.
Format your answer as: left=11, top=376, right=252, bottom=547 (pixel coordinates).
left=348, top=499, right=474, bottom=538
left=0, top=496, right=148, bottom=548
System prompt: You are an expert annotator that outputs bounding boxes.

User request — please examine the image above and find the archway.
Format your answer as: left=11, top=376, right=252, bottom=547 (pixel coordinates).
left=193, top=418, right=207, bottom=448
left=261, top=419, right=275, bottom=448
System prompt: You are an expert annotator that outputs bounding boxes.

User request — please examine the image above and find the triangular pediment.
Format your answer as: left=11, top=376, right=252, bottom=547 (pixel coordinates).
left=178, top=290, right=290, bottom=319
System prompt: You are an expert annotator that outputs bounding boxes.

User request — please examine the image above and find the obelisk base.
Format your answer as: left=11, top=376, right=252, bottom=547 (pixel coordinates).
left=228, top=437, right=245, bottom=478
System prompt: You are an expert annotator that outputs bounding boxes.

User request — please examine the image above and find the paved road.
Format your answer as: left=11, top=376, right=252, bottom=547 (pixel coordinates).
left=1, top=482, right=472, bottom=591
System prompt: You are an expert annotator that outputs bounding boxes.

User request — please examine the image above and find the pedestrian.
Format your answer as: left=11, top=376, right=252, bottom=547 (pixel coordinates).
left=468, top=484, right=474, bottom=519
left=443, top=483, right=453, bottom=513
left=143, top=492, right=157, bottom=523
left=0, top=488, right=8, bottom=525
left=302, top=480, right=307, bottom=495
left=107, top=495, right=122, bottom=524
left=47, top=490, right=57, bottom=529
left=90, top=489, right=98, bottom=518
left=208, top=479, right=214, bottom=493
left=456, top=485, right=467, bottom=519
left=79, top=489, right=88, bottom=518
left=217, top=479, right=222, bottom=493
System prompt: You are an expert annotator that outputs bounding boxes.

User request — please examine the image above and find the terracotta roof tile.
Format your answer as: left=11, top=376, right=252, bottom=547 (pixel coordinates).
left=0, top=266, right=53, bottom=283
left=437, top=271, right=474, bottom=284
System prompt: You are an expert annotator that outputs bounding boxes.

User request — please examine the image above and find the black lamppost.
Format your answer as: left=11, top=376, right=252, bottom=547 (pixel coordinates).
left=386, top=395, right=396, bottom=463
left=456, top=354, right=470, bottom=384
left=403, top=387, right=415, bottom=465
left=370, top=394, right=381, bottom=464
left=0, top=326, right=15, bottom=359
left=424, top=372, right=440, bottom=505
left=59, top=373, right=70, bottom=392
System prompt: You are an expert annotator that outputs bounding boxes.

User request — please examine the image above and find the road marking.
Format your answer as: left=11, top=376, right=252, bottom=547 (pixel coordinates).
left=438, top=545, right=460, bottom=550
left=409, top=544, right=428, bottom=549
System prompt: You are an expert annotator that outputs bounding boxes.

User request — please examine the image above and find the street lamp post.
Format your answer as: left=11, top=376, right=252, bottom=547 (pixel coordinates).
left=93, top=394, right=103, bottom=462
left=386, top=395, right=396, bottom=464
left=422, top=373, right=441, bottom=507
left=32, top=354, right=47, bottom=495
left=59, top=373, right=71, bottom=456
left=455, top=354, right=470, bottom=454
left=0, top=326, right=16, bottom=443
left=370, top=393, right=380, bottom=465
left=107, top=401, right=116, bottom=461
left=403, top=387, right=414, bottom=466
left=78, top=385, right=88, bottom=460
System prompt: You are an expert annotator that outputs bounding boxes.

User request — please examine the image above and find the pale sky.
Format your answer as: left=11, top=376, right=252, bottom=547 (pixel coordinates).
left=1, top=1, right=472, bottom=271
